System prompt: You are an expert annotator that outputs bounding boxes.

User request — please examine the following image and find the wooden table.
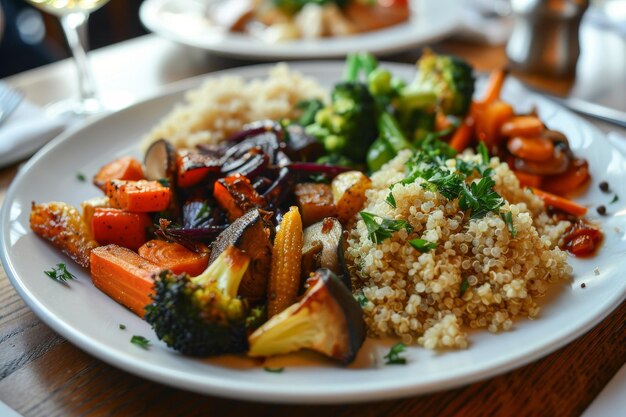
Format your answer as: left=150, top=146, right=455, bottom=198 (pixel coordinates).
left=2, top=23, right=626, bottom=416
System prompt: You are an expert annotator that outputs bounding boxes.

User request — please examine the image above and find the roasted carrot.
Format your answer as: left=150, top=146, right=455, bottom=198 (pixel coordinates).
left=474, top=100, right=514, bottom=147
left=91, top=208, right=152, bottom=250
left=294, top=183, right=337, bottom=226
left=176, top=151, right=215, bottom=188
left=93, top=156, right=144, bottom=191
left=81, top=196, right=110, bottom=235
left=267, top=206, right=303, bottom=318
left=449, top=117, right=473, bottom=152
left=507, top=136, right=555, bottom=162
left=214, top=174, right=267, bottom=222
left=500, top=116, right=544, bottom=137
left=90, top=244, right=161, bottom=317
left=105, top=179, right=171, bottom=212
left=541, top=159, right=590, bottom=195
left=514, top=171, right=543, bottom=188
left=30, top=201, right=99, bottom=268
left=530, top=187, right=587, bottom=217
left=479, top=68, right=508, bottom=105
left=138, top=239, right=209, bottom=276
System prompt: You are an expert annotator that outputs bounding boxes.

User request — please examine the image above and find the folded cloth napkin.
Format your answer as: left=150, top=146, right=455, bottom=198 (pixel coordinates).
left=0, top=98, right=68, bottom=168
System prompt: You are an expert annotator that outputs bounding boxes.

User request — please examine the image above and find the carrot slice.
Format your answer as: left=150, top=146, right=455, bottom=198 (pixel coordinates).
left=176, top=151, right=215, bottom=188
left=479, top=68, right=508, bottom=105
left=93, top=156, right=144, bottom=191
left=90, top=244, right=161, bottom=317
left=449, top=117, right=473, bottom=152
left=214, top=174, right=267, bottom=222
left=507, top=136, right=555, bottom=162
left=474, top=100, right=514, bottom=148
left=530, top=187, right=587, bottom=217
left=500, top=116, right=544, bottom=137
left=105, top=179, right=171, bottom=212
left=514, top=171, right=543, bottom=188
left=541, top=159, right=590, bottom=195
left=138, top=239, right=209, bottom=276
left=91, top=208, right=152, bottom=250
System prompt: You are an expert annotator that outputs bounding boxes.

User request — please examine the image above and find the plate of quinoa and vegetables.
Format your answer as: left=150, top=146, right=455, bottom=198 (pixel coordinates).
left=2, top=53, right=624, bottom=403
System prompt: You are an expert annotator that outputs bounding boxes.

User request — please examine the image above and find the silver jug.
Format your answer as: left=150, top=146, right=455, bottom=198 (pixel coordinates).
left=506, top=0, right=589, bottom=77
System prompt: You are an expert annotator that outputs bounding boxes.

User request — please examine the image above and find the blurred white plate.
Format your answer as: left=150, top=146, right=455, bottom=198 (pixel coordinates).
left=2, top=62, right=626, bottom=404
left=139, top=0, right=462, bottom=59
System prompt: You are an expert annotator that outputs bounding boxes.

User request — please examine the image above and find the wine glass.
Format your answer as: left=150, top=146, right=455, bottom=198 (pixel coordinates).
left=24, top=0, right=111, bottom=118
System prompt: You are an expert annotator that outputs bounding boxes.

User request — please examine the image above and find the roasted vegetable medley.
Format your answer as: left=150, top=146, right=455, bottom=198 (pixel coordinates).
left=30, top=52, right=602, bottom=365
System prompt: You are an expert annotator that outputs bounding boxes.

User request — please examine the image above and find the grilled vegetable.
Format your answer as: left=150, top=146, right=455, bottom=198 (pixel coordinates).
left=30, top=201, right=98, bottom=268
left=138, top=239, right=210, bottom=276
left=214, top=174, right=267, bottom=222
left=91, top=208, right=152, bottom=251
left=248, top=268, right=366, bottom=364
left=93, top=156, right=145, bottom=191
left=80, top=196, right=110, bottom=235
left=209, top=209, right=273, bottom=301
left=331, top=171, right=372, bottom=223
left=294, top=182, right=337, bottom=226
left=301, top=218, right=348, bottom=287
left=144, top=139, right=177, bottom=184
left=145, top=245, right=252, bottom=356
left=105, top=179, right=171, bottom=213
left=268, top=206, right=303, bottom=317
left=90, top=244, right=161, bottom=317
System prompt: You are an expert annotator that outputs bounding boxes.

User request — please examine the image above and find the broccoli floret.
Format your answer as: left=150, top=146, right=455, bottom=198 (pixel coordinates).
left=305, top=81, right=378, bottom=162
left=403, top=50, right=475, bottom=117
left=145, top=246, right=252, bottom=356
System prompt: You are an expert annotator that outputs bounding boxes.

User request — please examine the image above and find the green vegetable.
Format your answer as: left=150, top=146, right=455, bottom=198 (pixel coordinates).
left=44, top=263, right=76, bottom=283
left=297, top=99, right=325, bottom=127
left=385, top=190, right=397, bottom=209
left=477, top=141, right=490, bottom=165
left=119, top=324, right=126, bottom=330
left=459, top=176, right=504, bottom=219
left=610, top=194, right=619, bottom=204
left=384, top=342, right=407, bottom=365
left=264, top=367, right=285, bottom=373
left=408, top=239, right=437, bottom=253
left=359, top=212, right=413, bottom=244
left=355, top=293, right=368, bottom=307
left=130, top=335, right=150, bottom=349
left=500, top=211, right=518, bottom=238
left=459, top=279, right=470, bottom=297
left=144, top=246, right=253, bottom=356
left=367, top=137, right=396, bottom=172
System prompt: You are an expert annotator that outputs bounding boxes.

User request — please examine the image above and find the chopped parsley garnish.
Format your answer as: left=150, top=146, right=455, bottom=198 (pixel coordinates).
left=130, top=335, right=150, bottom=349
left=263, top=367, right=285, bottom=373
left=359, top=211, right=412, bottom=244
left=119, top=324, right=126, bottom=330
left=408, top=238, right=437, bottom=253
left=385, top=191, right=397, bottom=208
left=157, top=178, right=170, bottom=187
left=76, top=172, right=86, bottom=182
left=308, top=173, right=330, bottom=184
left=194, top=202, right=210, bottom=221
left=459, top=279, right=470, bottom=297
left=384, top=342, right=407, bottom=365
left=500, top=211, right=518, bottom=238
left=355, top=293, right=369, bottom=307
left=477, top=141, right=490, bottom=165
left=458, top=176, right=504, bottom=219
left=610, top=194, right=619, bottom=204
left=44, top=263, right=76, bottom=283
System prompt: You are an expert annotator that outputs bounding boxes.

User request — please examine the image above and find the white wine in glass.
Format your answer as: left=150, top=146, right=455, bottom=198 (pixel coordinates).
left=25, top=0, right=111, bottom=117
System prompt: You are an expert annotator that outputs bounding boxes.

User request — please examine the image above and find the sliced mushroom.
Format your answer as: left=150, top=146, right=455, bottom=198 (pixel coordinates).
left=301, top=218, right=350, bottom=289
left=144, top=139, right=177, bottom=185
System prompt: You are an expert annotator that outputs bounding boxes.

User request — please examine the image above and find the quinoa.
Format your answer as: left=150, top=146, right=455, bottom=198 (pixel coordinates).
left=141, top=64, right=326, bottom=150
left=347, top=150, right=573, bottom=349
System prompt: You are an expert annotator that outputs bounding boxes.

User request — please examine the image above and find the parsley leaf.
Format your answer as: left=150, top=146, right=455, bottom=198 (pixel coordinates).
left=459, top=176, right=504, bottom=219
left=385, top=191, right=397, bottom=208
left=130, top=335, right=150, bottom=349
left=384, top=343, right=407, bottom=365
left=477, top=141, right=490, bottom=165
left=459, top=279, right=470, bottom=297
left=610, top=194, right=619, bottom=204
left=408, top=239, right=437, bottom=253
left=360, top=212, right=413, bottom=244
left=44, top=263, right=76, bottom=283
left=264, top=367, right=285, bottom=373
left=355, top=293, right=368, bottom=307
left=194, top=202, right=210, bottom=221
left=500, top=211, right=518, bottom=238
left=76, top=172, right=86, bottom=182
left=119, top=324, right=126, bottom=330
left=157, top=178, right=170, bottom=187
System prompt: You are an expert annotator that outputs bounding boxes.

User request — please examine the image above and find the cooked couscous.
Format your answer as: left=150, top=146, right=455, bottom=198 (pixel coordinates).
left=347, top=150, right=573, bottom=349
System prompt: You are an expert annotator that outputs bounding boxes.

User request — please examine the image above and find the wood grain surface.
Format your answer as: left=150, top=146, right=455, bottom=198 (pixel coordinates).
left=1, top=29, right=626, bottom=416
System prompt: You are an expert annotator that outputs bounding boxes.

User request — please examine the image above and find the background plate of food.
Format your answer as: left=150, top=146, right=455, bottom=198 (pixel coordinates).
left=139, top=0, right=463, bottom=59
left=2, top=60, right=626, bottom=404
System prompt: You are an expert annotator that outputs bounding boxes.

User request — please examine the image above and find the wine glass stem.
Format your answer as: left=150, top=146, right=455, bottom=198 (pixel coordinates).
left=60, top=12, right=98, bottom=105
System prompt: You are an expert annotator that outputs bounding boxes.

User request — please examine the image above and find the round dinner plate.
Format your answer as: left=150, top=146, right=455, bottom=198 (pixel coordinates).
left=139, top=0, right=463, bottom=59
left=2, top=62, right=626, bottom=404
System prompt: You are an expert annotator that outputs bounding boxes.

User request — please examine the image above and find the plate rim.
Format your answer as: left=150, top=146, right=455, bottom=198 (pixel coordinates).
left=2, top=61, right=626, bottom=404
left=138, top=0, right=463, bottom=59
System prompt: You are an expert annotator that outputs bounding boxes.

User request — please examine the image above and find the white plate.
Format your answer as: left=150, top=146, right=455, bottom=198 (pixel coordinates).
left=139, top=0, right=462, bottom=59
left=2, top=62, right=626, bottom=404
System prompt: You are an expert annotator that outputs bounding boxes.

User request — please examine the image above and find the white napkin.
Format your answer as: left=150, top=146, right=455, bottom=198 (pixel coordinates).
left=0, top=99, right=68, bottom=168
